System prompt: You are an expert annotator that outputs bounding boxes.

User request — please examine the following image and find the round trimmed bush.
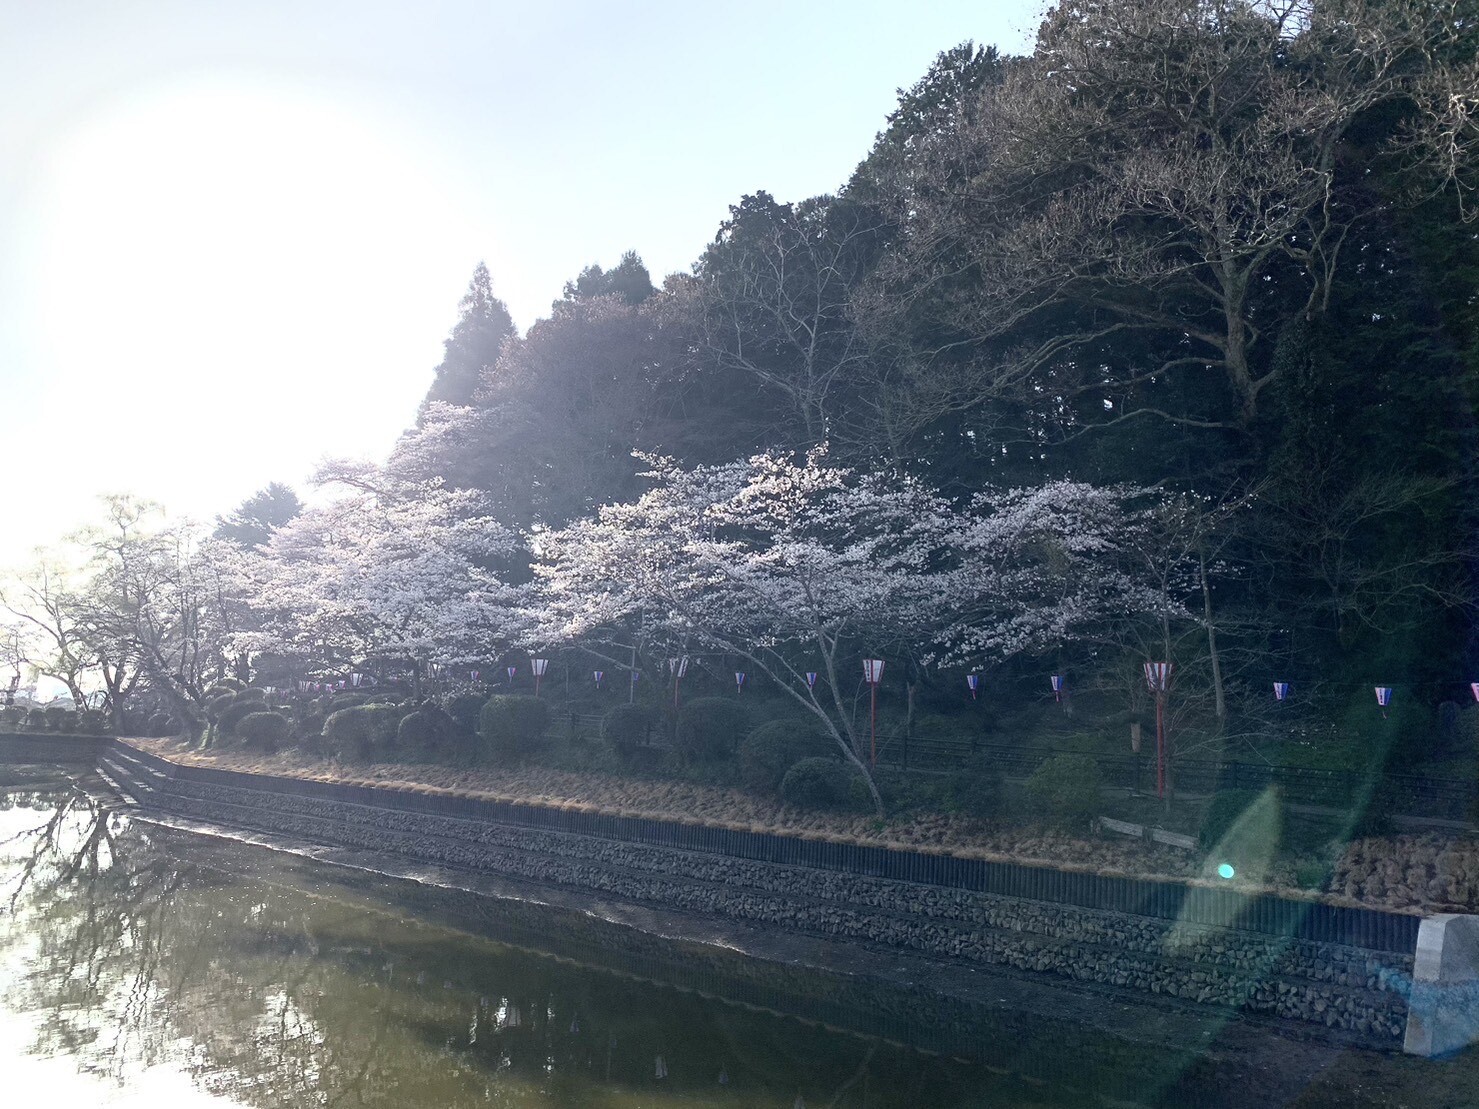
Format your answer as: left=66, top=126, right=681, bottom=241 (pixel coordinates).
left=0, top=705, right=25, bottom=730
left=738, top=719, right=832, bottom=792
left=675, top=697, right=754, bottom=762
left=215, top=698, right=264, bottom=738
left=327, top=692, right=370, bottom=715
left=478, top=695, right=550, bottom=760
left=78, top=709, right=109, bottom=735
left=236, top=711, right=292, bottom=752
left=399, top=707, right=478, bottom=762
left=1025, top=753, right=1103, bottom=830
left=322, top=704, right=403, bottom=761
left=443, top=692, right=486, bottom=735
left=26, top=709, right=49, bottom=731
left=601, top=704, right=657, bottom=751
left=147, top=712, right=174, bottom=737
left=205, top=678, right=245, bottom=696
left=779, top=756, right=855, bottom=809
left=205, top=692, right=238, bottom=722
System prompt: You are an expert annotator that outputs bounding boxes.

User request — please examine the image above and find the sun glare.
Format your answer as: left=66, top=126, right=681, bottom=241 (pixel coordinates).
left=13, top=74, right=484, bottom=555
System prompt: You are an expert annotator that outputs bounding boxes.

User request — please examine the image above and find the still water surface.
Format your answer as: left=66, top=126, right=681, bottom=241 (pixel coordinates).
left=1, top=766, right=1474, bottom=1108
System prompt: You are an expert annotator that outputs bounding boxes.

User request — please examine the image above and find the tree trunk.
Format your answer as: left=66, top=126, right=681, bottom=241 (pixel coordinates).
left=1199, top=542, right=1226, bottom=726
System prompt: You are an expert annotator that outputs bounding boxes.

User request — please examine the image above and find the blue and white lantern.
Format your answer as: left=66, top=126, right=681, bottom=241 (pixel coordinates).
left=593, top=670, right=604, bottom=689
left=350, top=673, right=363, bottom=688
left=1375, top=686, right=1393, bottom=707
left=863, top=659, right=884, bottom=685
left=631, top=670, right=639, bottom=684
left=805, top=671, right=818, bottom=689
left=735, top=671, right=746, bottom=693
left=1144, top=661, right=1172, bottom=693
left=1470, top=682, right=1479, bottom=703
left=506, top=665, right=516, bottom=683
left=470, top=669, right=480, bottom=682
left=1051, top=674, right=1064, bottom=702
left=1273, top=681, right=1290, bottom=701
left=966, top=673, right=980, bottom=700
left=668, top=657, right=688, bottom=678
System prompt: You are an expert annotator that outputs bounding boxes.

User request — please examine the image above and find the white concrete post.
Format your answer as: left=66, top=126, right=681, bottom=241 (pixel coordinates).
left=1404, top=914, right=1479, bottom=1057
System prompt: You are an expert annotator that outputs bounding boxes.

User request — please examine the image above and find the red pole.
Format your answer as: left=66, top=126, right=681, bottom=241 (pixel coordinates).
left=535, top=674, right=542, bottom=697
left=674, top=675, right=681, bottom=710
left=870, top=681, right=877, bottom=768
left=1155, top=693, right=1165, bottom=798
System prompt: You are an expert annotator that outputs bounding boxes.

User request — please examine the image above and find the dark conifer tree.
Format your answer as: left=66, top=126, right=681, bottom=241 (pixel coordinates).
left=419, top=262, right=516, bottom=416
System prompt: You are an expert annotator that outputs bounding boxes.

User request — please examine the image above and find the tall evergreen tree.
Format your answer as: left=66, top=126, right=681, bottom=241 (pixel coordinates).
left=214, top=483, right=302, bottom=550
left=419, top=262, right=516, bottom=415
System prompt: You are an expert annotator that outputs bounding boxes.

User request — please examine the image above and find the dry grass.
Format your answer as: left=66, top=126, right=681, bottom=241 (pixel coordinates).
left=123, top=736, right=1479, bottom=915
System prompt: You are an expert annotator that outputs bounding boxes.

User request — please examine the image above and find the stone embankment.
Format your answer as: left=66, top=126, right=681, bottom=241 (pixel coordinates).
left=92, top=739, right=1427, bottom=1048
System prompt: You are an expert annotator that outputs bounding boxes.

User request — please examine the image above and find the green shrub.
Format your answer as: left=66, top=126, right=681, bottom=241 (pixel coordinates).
left=602, top=704, right=657, bottom=751
left=78, top=709, right=109, bottom=735
left=322, top=704, right=403, bottom=761
left=205, top=692, right=238, bottom=722
left=296, top=711, right=326, bottom=746
left=45, top=706, right=77, bottom=731
left=675, top=697, right=754, bottom=762
left=236, top=711, right=292, bottom=752
left=1025, top=753, right=1103, bottom=830
left=327, top=692, right=370, bottom=715
left=204, top=678, right=245, bottom=697
left=0, top=705, right=25, bottom=730
left=478, top=695, right=551, bottom=760
left=1294, top=859, right=1330, bottom=891
left=26, top=709, right=49, bottom=731
left=443, top=692, right=486, bottom=735
left=780, top=756, right=856, bottom=809
left=738, top=719, right=832, bottom=792
left=215, top=698, right=264, bottom=738
left=398, top=707, right=478, bottom=762
left=1198, top=789, right=1264, bottom=851
left=147, top=712, right=175, bottom=737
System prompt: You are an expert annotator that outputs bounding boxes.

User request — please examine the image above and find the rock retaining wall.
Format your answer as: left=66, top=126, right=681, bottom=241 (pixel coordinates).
left=98, top=743, right=1419, bottom=1045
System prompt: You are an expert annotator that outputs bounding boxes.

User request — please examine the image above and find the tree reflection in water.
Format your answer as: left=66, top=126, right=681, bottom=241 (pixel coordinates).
left=0, top=774, right=1079, bottom=1109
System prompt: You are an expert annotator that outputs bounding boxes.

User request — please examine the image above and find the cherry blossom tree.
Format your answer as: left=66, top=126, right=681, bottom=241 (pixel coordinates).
left=237, top=464, right=525, bottom=683
left=535, top=449, right=959, bottom=810
left=535, top=449, right=1194, bottom=811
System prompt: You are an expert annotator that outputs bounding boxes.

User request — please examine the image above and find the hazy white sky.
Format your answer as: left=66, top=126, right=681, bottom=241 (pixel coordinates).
left=0, top=0, right=1040, bottom=567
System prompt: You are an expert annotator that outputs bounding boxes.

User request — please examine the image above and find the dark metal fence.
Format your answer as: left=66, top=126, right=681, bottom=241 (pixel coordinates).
left=871, top=734, right=1477, bottom=820
left=113, top=739, right=1422, bottom=955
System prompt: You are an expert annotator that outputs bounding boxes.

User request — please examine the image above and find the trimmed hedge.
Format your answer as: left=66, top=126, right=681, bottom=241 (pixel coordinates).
left=236, top=711, right=292, bottom=752
left=443, top=692, right=486, bottom=736
left=675, top=697, right=754, bottom=761
left=399, top=706, right=479, bottom=762
left=479, top=695, right=550, bottom=761
left=738, top=719, right=833, bottom=793
left=601, top=704, right=657, bottom=751
left=780, top=756, right=856, bottom=809
left=322, top=704, right=403, bottom=761
left=215, top=698, right=263, bottom=738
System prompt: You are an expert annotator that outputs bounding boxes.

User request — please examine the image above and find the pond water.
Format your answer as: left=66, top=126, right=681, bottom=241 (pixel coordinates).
left=0, top=766, right=1474, bottom=1108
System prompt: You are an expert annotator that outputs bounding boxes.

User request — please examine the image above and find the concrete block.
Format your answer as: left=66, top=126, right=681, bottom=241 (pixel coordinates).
left=1403, top=914, right=1479, bottom=1057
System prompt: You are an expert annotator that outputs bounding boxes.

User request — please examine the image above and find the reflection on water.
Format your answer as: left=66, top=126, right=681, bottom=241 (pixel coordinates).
left=0, top=767, right=1472, bottom=1108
